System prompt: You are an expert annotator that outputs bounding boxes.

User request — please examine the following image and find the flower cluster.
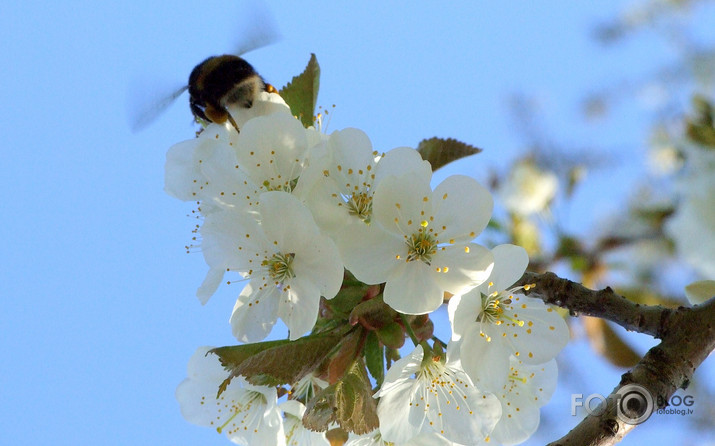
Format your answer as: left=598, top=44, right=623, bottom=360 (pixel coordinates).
left=168, top=88, right=569, bottom=445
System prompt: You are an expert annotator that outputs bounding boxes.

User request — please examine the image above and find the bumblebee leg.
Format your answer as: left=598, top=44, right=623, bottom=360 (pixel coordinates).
left=227, top=113, right=240, bottom=134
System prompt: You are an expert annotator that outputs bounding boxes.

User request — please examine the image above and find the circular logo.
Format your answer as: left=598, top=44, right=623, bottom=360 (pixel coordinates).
left=616, top=384, right=654, bottom=425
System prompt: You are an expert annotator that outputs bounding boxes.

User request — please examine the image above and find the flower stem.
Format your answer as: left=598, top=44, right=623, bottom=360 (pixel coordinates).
left=400, top=313, right=420, bottom=346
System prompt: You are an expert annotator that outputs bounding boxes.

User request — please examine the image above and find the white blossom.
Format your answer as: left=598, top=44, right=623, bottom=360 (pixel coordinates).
left=665, top=154, right=715, bottom=279
left=233, top=111, right=313, bottom=194
left=300, top=129, right=433, bottom=274
left=175, top=346, right=285, bottom=445
left=499, top=161, right=557, bottom=216
left=200, top=192, right=343, bottom=341
left=353, top=172, right=494, bottom=315
left=164, top=122, right=250, bottom=211
left=374, top=344, right=501, bottom=445
left=165, top=95, right=294, bottom=211
left=448, top=244, right=568, bottom=390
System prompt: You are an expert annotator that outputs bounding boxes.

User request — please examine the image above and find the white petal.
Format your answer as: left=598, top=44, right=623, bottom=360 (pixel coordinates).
left=164, top=138, right=204, bottom=201
left=503, top=296, right=569, bottom=364
left=336, top=223, right=403, bottom=285
left=279, top=275, right=321, bottom=340
left=376, top=346, right=425, bottom=443
left=235, top=112, right=308, bottom=190
left=200, top=208, right=264, bottom=272
left=376, top=378, right=424, bottom=444
left=196, top=267, right=225, bottom=305
left=373, top=146, right=432, bottom=185
left=460, top=323, right=511, bottom=391
left=258, top=191, right=320, bottom=250
left=373, top=172, right=434, bottom=238
left=432, top=175, right=493, bottom=242
left=165, top=123, right=240, bottom=202
left=491, top=386, right=540, bottom=445
left=384, top=261, right=444, bottom=314
left=328, top=127, right=375, bottom=173
left=230, top=282, right=280, bottom=343
left=375, top=345, right=425, bottom=398
left=447, top=289, right=482, bottom=341
left=487, top=244, right=529, bottom=291
left=432, top=243, right=494, bottom=295
left=185, top=346, right=227, bottom=382
left=291, top=233, right=344, bottom=300
left=521, top=358, right=559, bottom=406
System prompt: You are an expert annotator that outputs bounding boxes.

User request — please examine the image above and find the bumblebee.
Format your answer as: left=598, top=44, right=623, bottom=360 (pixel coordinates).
left=128, top=4, right=280, bottom=133
left=187, top=54, right=276, bottom=131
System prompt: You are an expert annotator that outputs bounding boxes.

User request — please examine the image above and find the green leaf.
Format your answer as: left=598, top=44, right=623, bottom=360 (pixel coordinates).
left=279, top=53, right=320, bottom=128
left=336, top=360, right=379, bottom=434
left=303, top=360, right=379, bottom=435
left=327, top=328, right=363, bottom=384
left=210, top=331, right=345, bottom=394
left=364, top=331, right=385, bottom=386
left=302, top=389, right=336, bottom=432
left=416, top=137, right=482, bottom=172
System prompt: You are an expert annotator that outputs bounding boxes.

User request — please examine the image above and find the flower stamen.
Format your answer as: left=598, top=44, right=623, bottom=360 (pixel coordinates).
left=263, top=252, right=296, bottom=281
left=406, top=231, right=438, bottom=263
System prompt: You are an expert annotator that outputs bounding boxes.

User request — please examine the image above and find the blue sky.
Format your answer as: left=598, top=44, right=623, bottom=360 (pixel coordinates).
left=1, top=1, right=713, bottom=445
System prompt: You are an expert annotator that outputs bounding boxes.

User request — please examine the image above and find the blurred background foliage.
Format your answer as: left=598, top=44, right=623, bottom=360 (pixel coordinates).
left=480, top=0, right=714, bottom=439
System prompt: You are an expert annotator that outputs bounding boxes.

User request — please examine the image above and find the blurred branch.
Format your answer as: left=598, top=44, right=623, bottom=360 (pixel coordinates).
left=517, top=271, right=715, bottom=445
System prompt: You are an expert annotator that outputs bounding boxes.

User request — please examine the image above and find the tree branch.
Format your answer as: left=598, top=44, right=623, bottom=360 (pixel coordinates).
left=516, top=272, right=671, bottom=338
left=516, top=271, right=715, bottom=446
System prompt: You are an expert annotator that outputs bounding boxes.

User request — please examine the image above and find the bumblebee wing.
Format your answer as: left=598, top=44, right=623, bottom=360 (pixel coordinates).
left=232, top=0, right=281, bottom=56
left=127, top=82, right=188, bottom=132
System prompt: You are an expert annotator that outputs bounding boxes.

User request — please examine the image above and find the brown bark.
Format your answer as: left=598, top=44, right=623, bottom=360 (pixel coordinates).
left=515, top=272, right=715, bottom=446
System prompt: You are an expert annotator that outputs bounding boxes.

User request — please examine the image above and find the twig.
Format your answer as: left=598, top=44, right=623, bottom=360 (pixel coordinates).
left=516, top=271, right=715, bottom=446
left=516, top=271, right=670, bottom=338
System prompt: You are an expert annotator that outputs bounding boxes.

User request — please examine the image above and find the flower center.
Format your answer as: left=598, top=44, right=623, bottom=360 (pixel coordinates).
left=344, top=191, right=372, bottom=223
left=476, top=282, right=535, bottom=342
left=262, top=177, right=299, bottom=193
left=405, top=228, right=437, bottom=263
left=479, top=290, right=508, bottom=324
left=263, top=252, right=296, bottom=282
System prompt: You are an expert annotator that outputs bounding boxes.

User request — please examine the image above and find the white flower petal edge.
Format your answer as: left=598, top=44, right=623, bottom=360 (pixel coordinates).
left=175, top=346, right=286, bottom=445
left=164, top=123, right=239, bottom=203
left=490, top=358, right=558, bottom=445
left=375, top=345, right=501, bottom=445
